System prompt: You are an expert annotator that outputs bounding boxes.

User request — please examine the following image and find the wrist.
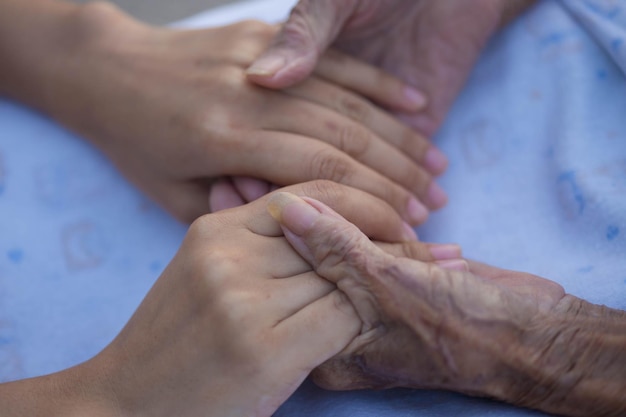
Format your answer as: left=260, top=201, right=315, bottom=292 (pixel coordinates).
left=0, top=0, right=78, bottom=107
left=0, top=360, right=121, bottom=417
left=484, top=295, right=626, bottom=417
left=497, top=0, right=537, bottom=26
left=0, top=1, right=144, bottom=119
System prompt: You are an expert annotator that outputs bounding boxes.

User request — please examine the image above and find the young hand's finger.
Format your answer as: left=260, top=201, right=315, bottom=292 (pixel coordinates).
left=285, top=76, right=445, bottom=174
left=273, top=288, right=360, bottom=376
left=260, top=97, right=446, bottom=209
left=218, top=130, right=431, bottom=225
left=231, top=176, right=272, bottom=202
left=375, top=241, right=462, bottom=263
left=209, top=178, right=246, bottom=212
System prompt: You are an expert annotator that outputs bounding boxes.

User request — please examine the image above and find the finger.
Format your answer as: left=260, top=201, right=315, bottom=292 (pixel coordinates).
left=285, top=77, right=446, bottom=175
left=232, top=181, right=418, bottom=243
left=273, top=289, right=360, bottom=376
left=435, top=259, right=470, bottom=271
left=269, top=271, right=335, bottom=320
left=267, top=191, right=438, bottom=329
left=224, top=130, right=430, bottom=225
left=231, top=176, right=272, bottom=202
left=246, top=0, right=360, bottom=88
left=376, top=242, right=462, bottom=262
left=260, top=97, right=446, bottom=209
left=314, top=49, right=428, bottom=113
left=151, top=182, right=212, bottom=224
left=209, top=178, right=246, bottom=212
left=267, top=191, right=390, bottom=279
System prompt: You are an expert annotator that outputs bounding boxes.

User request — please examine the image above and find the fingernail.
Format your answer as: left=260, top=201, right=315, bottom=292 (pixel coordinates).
left=403, top=86, right=428, bottom=111
left=267, top=192, right=321, bottom=235
left=429, top=244, right=461, bottom=260
left=407, top=197, right=429, bottom=225
left=402, top=222, right=419, bottom=241
left=427, top=182, right=448, bottom=209
left=247, top=55, right=287, bottom=76
left=435, top=259, right=469, bottom=271
left=424, top=147, right=448, bottom=175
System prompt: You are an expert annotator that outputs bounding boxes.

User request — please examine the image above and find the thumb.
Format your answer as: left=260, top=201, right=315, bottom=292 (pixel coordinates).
left=247, top=0, right=359, bottom=88
left=267, top=191, right=391, bottom=327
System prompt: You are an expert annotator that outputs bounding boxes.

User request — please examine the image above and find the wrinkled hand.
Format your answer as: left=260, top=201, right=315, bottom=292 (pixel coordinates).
left=44, top=3, right=447, bottom=224
left=70, top=182, right=462, bottom=417
left=269, top=192, right=566, bottom=399
left=249, top=0, right=535, bottom=136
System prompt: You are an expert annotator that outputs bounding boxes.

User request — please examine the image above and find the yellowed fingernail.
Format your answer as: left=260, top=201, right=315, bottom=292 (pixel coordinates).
left=267, top=192, right=322, bottom=236
left=267, top=192, right=293, bottom=221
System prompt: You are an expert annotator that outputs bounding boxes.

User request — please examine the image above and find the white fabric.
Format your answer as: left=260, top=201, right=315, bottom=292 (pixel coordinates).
left=0, top=0, right=624, bottom=416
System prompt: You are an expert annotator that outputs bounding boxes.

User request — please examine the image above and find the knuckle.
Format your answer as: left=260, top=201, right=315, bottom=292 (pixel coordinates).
left=316, top=223, right=364, bottom=271
left=399, top=242, right=430, bottom=261
left=308, top=149, right=355, bottom=183
left=337, top=95, right=371, bottom=124
left=335, top=124, right=371, bottom=159
left=278, top=1, right=317, bottom=49
left=400, top=128, right=430, bottom=161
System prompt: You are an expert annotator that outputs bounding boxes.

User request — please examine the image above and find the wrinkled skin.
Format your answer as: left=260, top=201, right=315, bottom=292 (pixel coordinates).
left=250, top=0, right=535, bottom=136
left=10, top=2, right=447, bottom=225
left=270, top=192, right=626, bottom=417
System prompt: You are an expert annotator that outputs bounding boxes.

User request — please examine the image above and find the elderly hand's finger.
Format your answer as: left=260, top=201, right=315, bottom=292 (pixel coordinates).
left=246, top=0, right=359, bottom=88
left=314, top=50, right=428, bottom=113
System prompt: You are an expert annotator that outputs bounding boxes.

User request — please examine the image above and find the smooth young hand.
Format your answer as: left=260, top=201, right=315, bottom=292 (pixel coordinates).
left=8, top=2, right=448, bottom=224
left=0, top=181, right=465, bottom=417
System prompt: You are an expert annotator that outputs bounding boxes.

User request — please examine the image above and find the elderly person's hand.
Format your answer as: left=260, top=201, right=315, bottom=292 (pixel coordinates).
left=249, top=0, right=535, bottom=136
left=270, top=192, right=626, bottom=417
left=0, top=1, right=448, bottom=225
left=0, top=182, right=464, bottom=417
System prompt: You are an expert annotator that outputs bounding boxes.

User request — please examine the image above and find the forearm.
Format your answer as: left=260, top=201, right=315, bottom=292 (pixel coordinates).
left=494, top=296, right=626, bottom=417
left=0, top=361, right=117, bottom=417
left=0, top=0, right=81, bottom=109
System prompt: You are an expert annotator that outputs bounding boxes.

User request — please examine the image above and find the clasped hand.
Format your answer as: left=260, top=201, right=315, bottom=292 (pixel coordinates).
left=44, top=3, right=447, bottom=224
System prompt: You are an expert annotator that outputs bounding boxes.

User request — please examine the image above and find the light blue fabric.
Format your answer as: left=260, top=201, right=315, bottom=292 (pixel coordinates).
left=0, top=0, right=624, bottom=416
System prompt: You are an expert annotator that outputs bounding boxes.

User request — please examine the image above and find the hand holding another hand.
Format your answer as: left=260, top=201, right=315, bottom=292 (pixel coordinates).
left=0, top=182, right=463, bottom=417
left=250, top=0, right=535, bottom=136
left=270, top=192, right=626, bottom=417
left=39, top=3, right=447, bottom=224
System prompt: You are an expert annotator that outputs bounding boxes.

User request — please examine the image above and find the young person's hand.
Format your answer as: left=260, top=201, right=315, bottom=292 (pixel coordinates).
left=249, top=0, right=535, bottom=136
left=0, top=181, right=464, bottom=417
left=1, top=2, right=447, bottom=224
